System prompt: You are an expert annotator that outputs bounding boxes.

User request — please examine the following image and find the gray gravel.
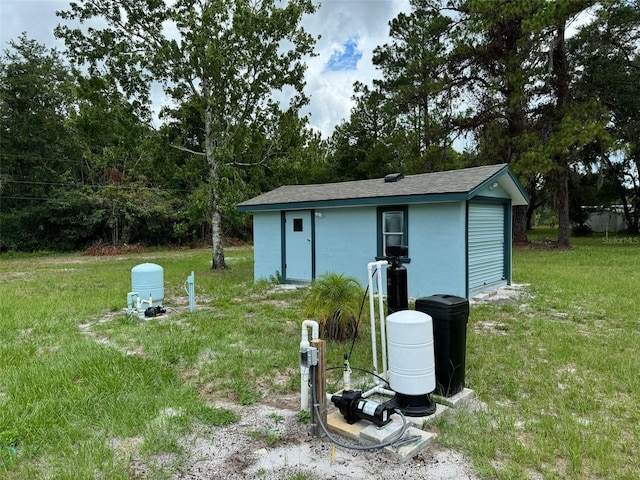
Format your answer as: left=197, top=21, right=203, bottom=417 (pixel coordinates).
left=124, top=397, right=480, bottom=480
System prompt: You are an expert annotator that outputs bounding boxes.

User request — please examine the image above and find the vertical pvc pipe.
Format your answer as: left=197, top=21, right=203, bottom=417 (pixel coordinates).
left=367, top=262, right=379, bottom=377
left=367, top=260, right=388, bottom=383
left=188, top=271, right=195, bottom=313
left=377, top=262, right=388, bottom=381
left=184, top=272, right=196, bottom=313
left=127, top=292, right=139, bottom=316
left=300, top=320, right=319, bottom=411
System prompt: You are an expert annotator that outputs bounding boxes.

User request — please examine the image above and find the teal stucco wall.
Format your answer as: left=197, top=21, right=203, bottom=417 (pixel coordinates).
left=253, top=211, right=282, bottom=282
left=313, top=206, right=377, bottom=288
left=251, top=202, right=469, bottom=299
left=407, top=202, right=467, bottom=298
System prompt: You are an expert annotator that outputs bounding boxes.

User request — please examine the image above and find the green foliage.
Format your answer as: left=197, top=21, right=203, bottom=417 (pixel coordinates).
left=568, top=0, right=640, bottom=234
left=433, top=229, right=640, bottom=479
left=2, top=0, right=639, bottom=257
left=247, top=427, right=282, bottom=447
left=302, top=272, right=366, bottom=342
left=295, top=410, right=311, bottom=423
left=55, top=0, right=319, bottom=267
left=0, top=36, right=210, bottom=252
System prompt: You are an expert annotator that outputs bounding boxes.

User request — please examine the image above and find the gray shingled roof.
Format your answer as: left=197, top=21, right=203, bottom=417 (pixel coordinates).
left=238, top=163, right=528, bottom=210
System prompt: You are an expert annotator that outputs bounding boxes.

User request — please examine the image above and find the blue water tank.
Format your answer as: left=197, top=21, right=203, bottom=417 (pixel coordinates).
left=131, top=263, right=164, bottom=307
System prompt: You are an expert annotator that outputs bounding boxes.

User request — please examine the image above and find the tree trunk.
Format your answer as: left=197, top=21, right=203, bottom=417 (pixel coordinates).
left=211, top=208, right=226, bottom=269
left=551, top=22, right=571, bottom=248
left=512, top=206, right=528, bottom=243
left=557, top=162, right=571, bottom=247
left=203, top=78, right=227, bottom=269
left=604, top=154, right=639, bottom=234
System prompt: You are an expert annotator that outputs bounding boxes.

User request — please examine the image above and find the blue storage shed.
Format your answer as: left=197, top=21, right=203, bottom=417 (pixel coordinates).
left=237, top=164, right=529, bottom=299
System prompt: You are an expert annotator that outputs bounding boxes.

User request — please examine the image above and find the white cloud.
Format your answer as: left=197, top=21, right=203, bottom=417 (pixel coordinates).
left=301, top=0, right=410, bottom=136
left=0, top=0, right=411, bottom=138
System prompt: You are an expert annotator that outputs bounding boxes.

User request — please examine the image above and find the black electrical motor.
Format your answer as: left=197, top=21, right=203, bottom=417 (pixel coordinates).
left=144, top=305, right=166, bottom=317
left=386, top=245, right=408, bottom=314
left=331, top=390, right=395, bottom=427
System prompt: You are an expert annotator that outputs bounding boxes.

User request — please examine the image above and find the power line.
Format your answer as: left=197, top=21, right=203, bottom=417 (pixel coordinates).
left=1, top=179, right=195, bottom=194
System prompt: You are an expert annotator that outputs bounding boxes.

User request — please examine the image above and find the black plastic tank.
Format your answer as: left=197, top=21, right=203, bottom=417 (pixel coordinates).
left=415, top=294, right=470, bottom=397
left=386, top=262, right=408, bottom=314
left=386, top=245, right=409, bottom=315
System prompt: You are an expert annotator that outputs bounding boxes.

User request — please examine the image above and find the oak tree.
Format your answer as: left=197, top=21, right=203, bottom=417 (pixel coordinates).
left=56, top=0, right=317, bottom=267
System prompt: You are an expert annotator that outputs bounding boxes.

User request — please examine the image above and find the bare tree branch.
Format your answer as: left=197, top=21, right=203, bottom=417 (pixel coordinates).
left=170, top=144, right=206, bottom=156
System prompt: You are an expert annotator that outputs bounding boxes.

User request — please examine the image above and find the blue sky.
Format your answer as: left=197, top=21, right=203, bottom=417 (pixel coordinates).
left=325, top=37, right=363, bottom=72
left=0, top=0, right=411, bottom=137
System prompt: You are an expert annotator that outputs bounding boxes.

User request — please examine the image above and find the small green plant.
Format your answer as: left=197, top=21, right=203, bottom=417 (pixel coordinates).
left=269, top=270, right=282, bottom=284
left=0, top=429, right=18, bottom=448
left=247, top=428, right=282, bottom=446
left=287, top=470, right=317, bottom=480
left=301, top=272, right=366, bottom=342
left=267, top=413, right=284, bottom=425
left=296, top=410, right=311, bottom=423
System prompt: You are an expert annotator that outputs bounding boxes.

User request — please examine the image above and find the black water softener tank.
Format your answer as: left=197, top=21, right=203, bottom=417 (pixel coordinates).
left=386, top=245, right=408, bottom=314
left=415, top=294, right=470, bottom=397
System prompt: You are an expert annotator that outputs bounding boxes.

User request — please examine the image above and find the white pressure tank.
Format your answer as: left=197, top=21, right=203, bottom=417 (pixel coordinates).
left=131, top=263, right=164, bottom=307
left=386, top=310, right=436, bottom=396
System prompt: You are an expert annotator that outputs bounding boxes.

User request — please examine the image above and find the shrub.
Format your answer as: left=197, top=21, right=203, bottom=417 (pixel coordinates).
left=302, top=272, right=366, bottom=342
left=571, top=223, right=593, bottom=237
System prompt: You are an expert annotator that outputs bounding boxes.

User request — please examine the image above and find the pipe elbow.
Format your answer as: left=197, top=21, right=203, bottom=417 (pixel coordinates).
left=368, top=260, right=388, bottom=269
left=301, top=319, right=320, bottom=345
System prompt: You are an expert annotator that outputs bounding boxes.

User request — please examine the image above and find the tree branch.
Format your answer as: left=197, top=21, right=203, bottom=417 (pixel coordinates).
left=170, top=144, right=206, bottom=156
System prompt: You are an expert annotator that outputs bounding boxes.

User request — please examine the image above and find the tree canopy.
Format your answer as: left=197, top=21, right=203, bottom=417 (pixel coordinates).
left=55, top=0, right=318, bottom=267
left=1, top=1, right=639, bottom=253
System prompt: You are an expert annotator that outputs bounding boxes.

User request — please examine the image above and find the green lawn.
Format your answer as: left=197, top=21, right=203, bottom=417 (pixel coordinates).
left=1, top=231, right=639, bottom=479
left=436, top=229, right=640, bottom=479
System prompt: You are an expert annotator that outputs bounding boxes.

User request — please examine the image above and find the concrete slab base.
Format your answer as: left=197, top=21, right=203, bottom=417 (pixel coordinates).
left=433, top=388, right=475, bottom=408
left=384, top=427, right=437, bottom=462
left=359, top=416, right=405, bottom=444
left=326, top=409, right=436, bottom=461
left=403, top=402, right=450, bottom=429
left=322, top=388, right=475, bottom=462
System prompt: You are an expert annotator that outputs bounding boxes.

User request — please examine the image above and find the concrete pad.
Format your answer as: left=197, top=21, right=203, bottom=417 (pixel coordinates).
left=433, top=388, right=475, bottom=408
left=327, top=410, right=437, bottom=462
left=359, top=416, right=405, bottom=444
left=384, top=427, right=437, bottom=462
left=404, top=403, right=450, bottom=429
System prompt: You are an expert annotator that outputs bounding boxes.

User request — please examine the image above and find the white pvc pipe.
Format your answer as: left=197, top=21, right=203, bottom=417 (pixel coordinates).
left=376, top=262, right=388, bottom=382
left=343, top=357, right=352, bottom=392
left=361, top=385, right=396, bottom=399
left=184, top=271, right=196, bottom=313
left=300, top=319, right=320, bottom=411
left=127, top=292, right=139, bottom=315
left=367, top=260, right=388, bottom=383
left=367, top=262, right=378, bottom=376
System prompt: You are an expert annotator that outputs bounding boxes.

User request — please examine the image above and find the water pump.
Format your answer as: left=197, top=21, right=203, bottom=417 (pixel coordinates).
left=330, top=390, right=395, bottom=427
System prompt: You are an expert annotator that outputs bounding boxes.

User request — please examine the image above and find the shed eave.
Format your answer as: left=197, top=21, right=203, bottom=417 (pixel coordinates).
left=237, top=192, right=471, bottom=212
left=468, top=165, right=530, bottom=206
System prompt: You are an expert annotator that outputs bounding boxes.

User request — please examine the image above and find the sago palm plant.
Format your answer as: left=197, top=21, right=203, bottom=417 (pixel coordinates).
left=302, top=272, right=367, bottom=342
